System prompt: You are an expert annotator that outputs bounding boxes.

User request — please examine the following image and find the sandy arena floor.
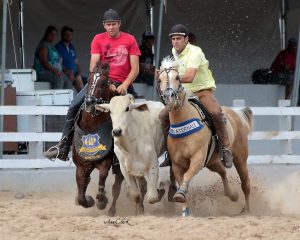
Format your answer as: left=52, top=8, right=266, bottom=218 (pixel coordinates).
left=1, top=166, right=300, bottom=240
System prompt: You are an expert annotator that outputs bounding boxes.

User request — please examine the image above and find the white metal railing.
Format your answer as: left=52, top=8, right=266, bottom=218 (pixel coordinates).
left=233, top=99, right=299, bottom=164
left=1, top=100, right=300, bottom=168
left=0, top=106, right=69, bottom=168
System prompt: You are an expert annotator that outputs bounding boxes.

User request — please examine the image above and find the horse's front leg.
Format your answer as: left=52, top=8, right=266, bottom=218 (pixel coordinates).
left=173, top=153, right=205, bottom=216
left=108, top=169, right=124, bottom=216
left=95, top=158, right=112, bottom=210
left=75, top=163, right=95, bottom=208
left=171, top=163, right=186, bottom=203
left=176, top=151, right=206, bottom=200
left=172, top=175, right=190, bottom=217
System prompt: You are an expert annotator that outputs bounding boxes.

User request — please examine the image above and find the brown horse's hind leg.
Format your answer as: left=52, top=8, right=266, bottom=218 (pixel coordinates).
left=208, top=160, right=238, bottom=202
left=75, top=164, right=95, bottom=208
left=234, top=156, right=250, bottom=213
left=108, top=171, right=124, bottom=216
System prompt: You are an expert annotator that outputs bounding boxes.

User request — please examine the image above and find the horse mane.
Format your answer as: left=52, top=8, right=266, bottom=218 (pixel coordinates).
left=92, top=60, right=110, bottom=75
left=160, top=56, right=179, bottom=69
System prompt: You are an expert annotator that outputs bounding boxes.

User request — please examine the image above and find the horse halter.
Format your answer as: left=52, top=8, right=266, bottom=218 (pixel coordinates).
left=84, top=66, right=110, bottom=116
left=157, top=67, right=184, bottom=110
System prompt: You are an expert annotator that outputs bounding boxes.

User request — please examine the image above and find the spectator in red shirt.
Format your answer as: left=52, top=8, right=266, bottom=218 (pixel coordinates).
left=271, top=38, right=297, bottom=99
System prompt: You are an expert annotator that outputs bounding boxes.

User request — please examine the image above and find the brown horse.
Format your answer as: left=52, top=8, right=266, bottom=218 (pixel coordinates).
left=157, top=57, right=253, bottom=216
left=72, top=61, right=123, bottom=216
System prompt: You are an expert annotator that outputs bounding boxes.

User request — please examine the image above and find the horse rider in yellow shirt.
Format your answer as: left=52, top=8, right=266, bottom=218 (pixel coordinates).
left=159, top=24, right=233, bottom=168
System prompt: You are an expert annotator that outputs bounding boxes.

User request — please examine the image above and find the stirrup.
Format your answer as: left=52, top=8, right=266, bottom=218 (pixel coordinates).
left=44, top=145, right=70, bottom=162
left=221, top=146, right=233, bottom=168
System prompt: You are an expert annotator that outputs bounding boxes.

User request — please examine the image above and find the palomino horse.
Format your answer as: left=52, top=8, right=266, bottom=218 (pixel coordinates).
left=72, top=61, right=123, bottom=216
left=157, top=57, right=253, bottom=216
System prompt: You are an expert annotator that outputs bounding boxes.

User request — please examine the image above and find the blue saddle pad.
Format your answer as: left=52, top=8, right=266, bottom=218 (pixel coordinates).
left=74, top=121, right=113, bottom=162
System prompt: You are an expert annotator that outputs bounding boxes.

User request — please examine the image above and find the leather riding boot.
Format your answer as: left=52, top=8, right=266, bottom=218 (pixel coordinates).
left=159, top=107, right=172, bottom=167
left=44, top=84, right=88, bottom=161
left=211, top=109, right=233, bottom=168
left=44, top=120, right=74, bottom=161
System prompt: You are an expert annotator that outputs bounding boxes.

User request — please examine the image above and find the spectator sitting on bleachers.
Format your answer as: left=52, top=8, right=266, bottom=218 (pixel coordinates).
left=136, top=31, right=155, bottom=86
left=56, top=26, right=84, bottom=92
left=271, top=38, right=298, bottom=99
left=33, top=25, right=64, bottom=89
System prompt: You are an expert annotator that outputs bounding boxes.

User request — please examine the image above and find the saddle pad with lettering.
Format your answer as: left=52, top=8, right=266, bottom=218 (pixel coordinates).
left=169, top=118, right=204, bottom=138
left=74, top=121, right=113, bottom=162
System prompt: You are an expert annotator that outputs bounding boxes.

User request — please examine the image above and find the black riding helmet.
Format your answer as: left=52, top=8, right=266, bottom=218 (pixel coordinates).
left=169, top=24, right=188, bottom=37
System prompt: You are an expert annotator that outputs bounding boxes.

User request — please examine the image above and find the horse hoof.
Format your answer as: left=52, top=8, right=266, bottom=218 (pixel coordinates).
left=108, top=208, right=116, bottom=217
left=173, top=191, right=186, bottom=203
left=86, top=195, right=95, bottom=207
left=75, top=195, right=95, bottom=208
left=96, top=195, right=108, bottom=210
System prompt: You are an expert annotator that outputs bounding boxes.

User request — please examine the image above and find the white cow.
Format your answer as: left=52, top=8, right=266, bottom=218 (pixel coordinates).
left=96, top=94, right=166, bottom=214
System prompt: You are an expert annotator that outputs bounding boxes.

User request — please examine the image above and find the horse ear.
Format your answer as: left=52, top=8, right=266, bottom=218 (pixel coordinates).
left=155, top=69, right=160, bottom=80
left=95, top=103, right=111, bottom=113
left=129, top=102, right=149, bottom=112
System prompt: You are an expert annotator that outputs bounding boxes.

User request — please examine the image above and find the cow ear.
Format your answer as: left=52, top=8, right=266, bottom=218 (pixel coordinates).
left=130, top=102, right=149, bottom=112
left=95, top=103, right=110, bottom=113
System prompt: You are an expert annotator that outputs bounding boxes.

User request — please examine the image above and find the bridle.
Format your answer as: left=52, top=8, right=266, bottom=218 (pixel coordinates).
left=157, top=67, right=185, bottom=111
left=84, top=65, right=110, bottom=116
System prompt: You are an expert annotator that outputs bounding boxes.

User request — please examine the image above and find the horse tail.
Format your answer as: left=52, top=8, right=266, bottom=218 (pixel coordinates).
left=239, top=107, right=254, bottom=134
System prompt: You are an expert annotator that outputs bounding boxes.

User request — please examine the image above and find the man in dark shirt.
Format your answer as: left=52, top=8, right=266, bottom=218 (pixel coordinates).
left=56, top=26, right=84, bottom=92
left=136, top=31, right=155, bottom=86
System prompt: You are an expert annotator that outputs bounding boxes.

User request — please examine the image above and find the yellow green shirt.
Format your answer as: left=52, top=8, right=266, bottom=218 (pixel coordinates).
left=172, top=43, right=216, bottom=93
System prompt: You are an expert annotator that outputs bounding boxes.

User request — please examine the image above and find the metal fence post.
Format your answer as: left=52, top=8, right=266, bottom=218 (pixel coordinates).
left=278, top=99, right=292, bottom=155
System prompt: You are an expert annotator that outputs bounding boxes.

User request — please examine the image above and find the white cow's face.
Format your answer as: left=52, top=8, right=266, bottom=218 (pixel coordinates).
left=110, top=95, right=133, bottom=137
left=95, top=94, right=149, bottom=137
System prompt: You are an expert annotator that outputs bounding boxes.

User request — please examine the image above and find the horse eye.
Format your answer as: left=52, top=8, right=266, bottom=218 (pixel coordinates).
left=176, top=75, right=180, bottom=81
left=125, top=106, right=130, bottom=112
